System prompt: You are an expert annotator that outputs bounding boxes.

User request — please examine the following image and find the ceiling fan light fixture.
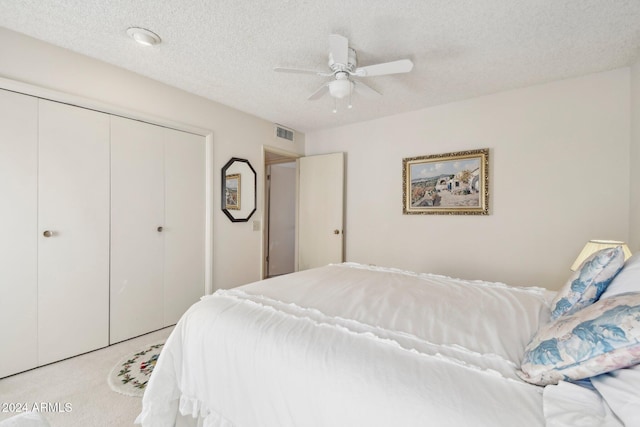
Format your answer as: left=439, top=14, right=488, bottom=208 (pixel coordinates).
left=329, top=79, right=353, bottom=99
left=127, top=27, right=161, bottom=46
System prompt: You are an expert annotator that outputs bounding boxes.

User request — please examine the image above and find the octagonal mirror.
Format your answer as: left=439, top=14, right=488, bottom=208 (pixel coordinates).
left=221, top=157, right=256, bottom=222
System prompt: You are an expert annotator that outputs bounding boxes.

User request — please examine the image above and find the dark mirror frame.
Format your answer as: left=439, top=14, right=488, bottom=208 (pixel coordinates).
left=221, top=157, right=256, bottom=222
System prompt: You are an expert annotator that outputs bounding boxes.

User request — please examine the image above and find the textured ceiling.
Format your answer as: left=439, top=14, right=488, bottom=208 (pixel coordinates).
left=1, top=0, right=639, bottom=133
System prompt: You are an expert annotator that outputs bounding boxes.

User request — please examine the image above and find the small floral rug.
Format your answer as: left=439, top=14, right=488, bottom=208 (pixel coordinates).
left=107, top=342, right=164, bottom=397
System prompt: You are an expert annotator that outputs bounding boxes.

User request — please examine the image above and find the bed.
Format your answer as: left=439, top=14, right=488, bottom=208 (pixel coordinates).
left=136, top=254, right=640, bottom=427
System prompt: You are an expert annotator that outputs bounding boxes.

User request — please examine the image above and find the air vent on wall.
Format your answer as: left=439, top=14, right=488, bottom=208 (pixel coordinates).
left=275, top=124, right=295, bottom=142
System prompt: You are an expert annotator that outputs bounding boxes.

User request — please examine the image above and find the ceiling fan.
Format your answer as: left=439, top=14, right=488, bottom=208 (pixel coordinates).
left=274, top=34, right=414, bottom=110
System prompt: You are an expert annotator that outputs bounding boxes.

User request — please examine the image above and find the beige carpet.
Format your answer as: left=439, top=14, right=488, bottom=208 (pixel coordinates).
left=0, top=327, right=173, bottom=427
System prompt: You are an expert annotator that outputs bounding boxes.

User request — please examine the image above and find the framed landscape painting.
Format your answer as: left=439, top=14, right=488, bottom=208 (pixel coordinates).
left=402, top=148, right=489, bottom=215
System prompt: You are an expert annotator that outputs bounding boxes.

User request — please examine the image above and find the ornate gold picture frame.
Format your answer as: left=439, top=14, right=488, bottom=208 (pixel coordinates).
left=402, top=148, right=489, bottom=215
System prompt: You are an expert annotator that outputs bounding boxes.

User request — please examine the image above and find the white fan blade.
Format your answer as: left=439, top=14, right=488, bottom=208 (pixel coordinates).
left=329, top=34, right=349, bottom=65
left=308, top=83, right=329, bottom=100
left=274, top=67, right=330, bottom=76
left=355, top=59, right=414, bottom=77
left=353, top=81, right=381, bottom=98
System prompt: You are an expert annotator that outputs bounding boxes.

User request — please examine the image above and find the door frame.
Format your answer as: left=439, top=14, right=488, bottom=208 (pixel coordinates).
left=262, top=145, right=300, bottom=279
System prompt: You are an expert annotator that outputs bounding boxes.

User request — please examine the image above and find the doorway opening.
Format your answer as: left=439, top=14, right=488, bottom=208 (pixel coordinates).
left=263, top=147, right=299, bottom=279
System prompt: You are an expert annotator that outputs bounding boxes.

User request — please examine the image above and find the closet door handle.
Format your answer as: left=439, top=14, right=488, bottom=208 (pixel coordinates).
left=157, top=226, right=164, bottom=232
left=43, top=230, right=53, bottom=238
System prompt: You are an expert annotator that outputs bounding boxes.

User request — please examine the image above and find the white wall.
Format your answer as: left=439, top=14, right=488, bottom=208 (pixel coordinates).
left=631, top=60, right=640, bottom=251
left=0, top=27, right=305, bottom=291
left=306, top=68, right=631, bottom=290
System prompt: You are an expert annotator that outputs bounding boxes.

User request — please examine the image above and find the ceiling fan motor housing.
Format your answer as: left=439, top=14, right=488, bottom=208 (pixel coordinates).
left=329, top=48, right=357, bottom=73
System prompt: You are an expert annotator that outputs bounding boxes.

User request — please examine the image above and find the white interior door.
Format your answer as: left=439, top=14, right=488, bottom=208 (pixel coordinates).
left=38, top=100, right=110, bottom=364
left=0, top=90, right=38, bottom=377
left=164, top=128, right=206, bottom=325
left=110, top=116, right=165, bottom=343
left=297, top=152, right=345, bottom=270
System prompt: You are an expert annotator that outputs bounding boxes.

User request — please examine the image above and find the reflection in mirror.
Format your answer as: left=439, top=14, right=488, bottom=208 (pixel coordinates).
left=221, top=157, right=256, bottom=222
left=225, top=174, right=241, bottom=210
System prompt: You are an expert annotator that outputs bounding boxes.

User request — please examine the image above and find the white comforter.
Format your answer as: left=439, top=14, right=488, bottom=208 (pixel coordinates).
left=137, top=263, right=555, bottom=427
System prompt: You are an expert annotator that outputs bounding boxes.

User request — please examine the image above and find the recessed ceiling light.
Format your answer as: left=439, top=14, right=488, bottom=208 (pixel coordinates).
left=126, top=27, right=161, bottom=46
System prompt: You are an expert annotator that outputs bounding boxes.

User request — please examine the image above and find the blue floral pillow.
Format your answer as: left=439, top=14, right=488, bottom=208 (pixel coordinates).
left=518, top=292, right=640, bottom=386
left=550, top=246, right=624, bottom=320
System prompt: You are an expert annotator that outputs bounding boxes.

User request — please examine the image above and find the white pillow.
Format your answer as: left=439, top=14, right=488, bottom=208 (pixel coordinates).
left=591, top=365, right=640, bottom=427
left=0, top=412, right=51, bottom=427
left=600, top=252, right=640, bottom=299
left=543, top=380, right=623, bottom=427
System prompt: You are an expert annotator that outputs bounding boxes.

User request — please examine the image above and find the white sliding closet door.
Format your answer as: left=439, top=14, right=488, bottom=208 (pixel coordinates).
left=0, top=90, right=38, bottom=377
left=0, top=84, right=207, bottom=377
left=37, top=100, right=110, bottom=365
left=164, top=130, right=205, bottom=325
left=110, top=116, right=165, bottom=343
left=110, top=117, right=205, bottom=342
